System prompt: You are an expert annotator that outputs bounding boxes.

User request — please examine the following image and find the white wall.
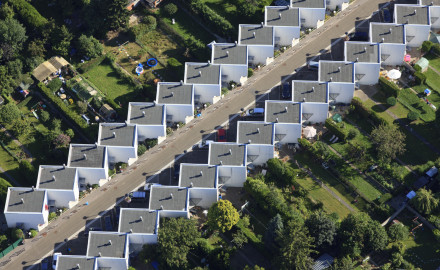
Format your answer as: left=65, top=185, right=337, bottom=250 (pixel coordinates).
left=247, top=45, right=274, bottom=66
left=96, top=257, right=128, bottom=270
left=220, top=65, right=248, bottom=85
left=328, top=82, right=355, bottom=104
left=430, top=6, right=440, bottom=29
left=136, top=125, right=166, bottom=141
left=165, top=104, right=194, bottom=124
left=274, top=26, right=300, bottom=47
left=354, top=63, right=380, bottom=85
left=326, top=0, right=349, bottom=10
left=5, top=212, right=45, bottom=231
left=299, top=8, right=326, bottom=28
left=274, top=123, right=302, bottom=144
left=128, top=234, right=158, bottom=245
left=77, top=168, right=108, bottom=186
left=217, top=166, right=247, bottom=187
left=246, top=144, right=274, bottom=166
left=301, top=103, right=329, bottom=123
left=405, top=24, right=431, bottom=47
left=193, top=84, right=221, bottom=104
left=46, top=189, right=77, bottom=208
left=107, top=146, right=137, bottom=165
left=380, top=43, right=406, bottom=66
left=189, top=188, right=218, bottom=209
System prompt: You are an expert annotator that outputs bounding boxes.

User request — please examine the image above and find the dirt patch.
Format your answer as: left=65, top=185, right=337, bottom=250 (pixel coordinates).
left=220, top=187, right=246, bottom=209
left=355, top=85, right=379, bottom=101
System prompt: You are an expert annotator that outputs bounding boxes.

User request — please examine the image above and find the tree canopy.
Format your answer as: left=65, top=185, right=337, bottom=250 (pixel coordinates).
left=371, top=124, right=406, bottom=161
left=77, top=35, right=103, bottom=58
left=264, top=214, right=284, bottom=250
left=305, top=211, right=337, bottom=249
left=388, top=223, right=409, bottom=242
left=412, top=188, right=439, bottom=215
left=0, top=103, right=21, bottom=123
left=0, top=17, right=27, bottom=56
left=207, top=200, right=239, bottom=232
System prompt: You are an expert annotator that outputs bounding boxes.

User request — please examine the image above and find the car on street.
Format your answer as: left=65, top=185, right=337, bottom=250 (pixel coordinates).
left=217, top=129, right=226, bottom=142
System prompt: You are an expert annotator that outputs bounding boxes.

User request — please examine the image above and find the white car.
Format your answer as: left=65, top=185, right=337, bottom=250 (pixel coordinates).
left=52, top=252, right=61, bottom=270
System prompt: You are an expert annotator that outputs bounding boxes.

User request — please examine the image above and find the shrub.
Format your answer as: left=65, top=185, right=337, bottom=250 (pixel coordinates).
left=414, top=71, right=426, bottom=85
left=379, top=77, right=400, bottom=97
left=49, top=212, right=57, bottom=221
left=167, top=57, right=182, bottom=69
left=386, top=97, right=397, bottom=106
left=434, top=229, right=440, bottom=243
left=145, top=138, right=158, bottom=149
left=407, top=111, right=420, bottom=122
left=29, top=229, right=38, bottom=238
left=248, top=68, right=254, bottom=77
left=351, top=97, right=388, bottom=126
left=325, top=118, right=348, bottom=141
left=40, top=110, right=50, bottom=123
left=164, top=3, right=178, bottom=16
left=421, top=40, right=433, bottom=53
left=377, top=193, right=393, bottom=205
left=432, top=43, right=440, bottom=56
left=138, top=144, right=147, bottom=156
left=413, top=64, right=422, bottom=72
left=347, top=129, right=359, bottom=140
left=189, top=0, right=233, bottom=37
left=11, top=228, right=24, bottom=241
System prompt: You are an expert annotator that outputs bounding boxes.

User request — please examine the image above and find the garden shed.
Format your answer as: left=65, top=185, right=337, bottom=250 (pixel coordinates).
left=415, top=57, right=429, bottom=73
left=32, top=56, right=70, bottom=82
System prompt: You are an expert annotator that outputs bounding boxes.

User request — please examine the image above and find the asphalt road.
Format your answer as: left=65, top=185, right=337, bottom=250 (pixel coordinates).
left=1, top=0, right=388, bottom=268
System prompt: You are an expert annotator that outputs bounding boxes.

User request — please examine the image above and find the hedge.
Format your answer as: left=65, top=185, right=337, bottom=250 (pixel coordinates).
left=7, top=0, right=48, bottom=30
left=17, top=96, right=33, bottom=109
left=77, top=55, right=106, bottom=74
left=351, top=97, right=388, bottom=126
left=379, top=77, right=400, bottom=97
left=414, top=71, right=426, bottom=85
left=324, top=118, right=348, bottom=141
left=189, top=0, right=234, bottom=37
left=36, top=82, right=94, bottom=141
left=432, top=43, right=440, bottom=56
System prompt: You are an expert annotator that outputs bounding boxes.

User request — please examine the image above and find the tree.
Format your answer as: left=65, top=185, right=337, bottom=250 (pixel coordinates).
left=0, top=177, right=12, bottom=204
left=40, top=110, right=50, bottom=123
left=244, top=266, right=265, bottom=270
left=137, top=144, right=147, bottom=156
left=105, top=0, right=130, bottom=30
left=164, top=3, right=178, bottom=16
left=0, top=17, right=27, bottom=55
left=53, top=134, right=71, bottom=148
left=50, top=25, right=72, bottom=57
left=50, top=118, right=62, bottom=132
left=208, top=200, right=239, bottom=232
left=7, top=59, right=23, bottom=78
left=144, top=15, right=157, bottom=31
left=371, top=124, right=406, bottom=161
left=77, top=101, right=88, bottom=114
left=0, top=66, right=14, bottom=95
left=0, top=3, right=14, bottom=20
left=65, top=128, right=75, bottom=139
left=11, top=119, right=32, bottom=137
left=157, top=217, right=200, bottom=269
left=277, top=219, right=315, bottom=270
left=305, top=211, right=337, bottom=249
left=264, top=214, right=284, bottom=250
left=0, top=103, right=21, bottom=123
left=407, top=111, right=420, bottom=122
left=237, top=0, right=259, bottom=19
left=11, top=228, right=24, bottom=241
left=346, top=143, right=367, bottom=163
left=421, top=40, right=433, bottom=53
left=388, top=223, right=409, bottom=242
left=347, top=129, right=358, bottom=140
left=412, top=188, right=439, bottom=215
left=77, top=35, right=103, bottom=58
left=387, top=96, right=397, bottom=106
left=0, top=234, right=8, bottom=250
left=231, top=230, right=248, bottom=248
left=27, top=40, right=46, bottom=58
left=331, top=256, right=355, bottom=270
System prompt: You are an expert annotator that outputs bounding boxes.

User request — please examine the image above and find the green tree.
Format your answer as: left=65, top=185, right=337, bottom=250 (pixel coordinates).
left=77, top=101, right=88, bottom=114
left=144, top=15, right=157, bottom=31
left=11, top=119, right=32, bottom=137
left=27, top=40, right=46, bottom=58
left=0, top=17, right=27, bottom=55
left=0, top=177, right=12, bottom=204
left=50, top=118, right=62, bottom=132
left=137, top=144, right=147, bottom=156
left=387, top=96, right=397, bottom=106
left=53, top=133, right=71, bottom=148
left=50, top=25, right=72, bottom=57
left=237, top=0, right=258, bottom=19
left=277, top=219, right=315, bottom=270
left=0, top=103, right=21, bottom=123
left=77, top=35, right=103, bottom=58
left=19, top=160, right=37, bottom=185
left=347, top=129, right=359, bottom=140
left=0, top=234, right=8, bottom=250
left=407, top=111, right=420, bottom=122
left=264, top=214, right=284, bottom=250
left=207, top=200, right=239, bottom=232
left=65, top=128, right=75, bottom=139
left=371, top=124, right=406, bottom=161
left=244, top=266, right=265, bottom=270
left=231, top=230, right=248, bottom=248
left=0, top=66, right=14, bottom=95
left=7, top=58, right=23, bottom=78
left=157, top=217, right=200, bottom=269
left=11, top=228, right=24, bottom=241
left=331, top=256, right=355, bottom=270
left=164, top=3, right=178, bottom=16
left=305, top=211, right=337, bottom=248
left=40, top=110, right=50, bottom=123
left=412, top=188, right=439, bottom=215
left=105, top=0, right=130, bottom=30
left=0, top=3, right=14, bottom=20
left=421, top=40, right=433, bottom=53
left=388, top=223, right=409, bottom=242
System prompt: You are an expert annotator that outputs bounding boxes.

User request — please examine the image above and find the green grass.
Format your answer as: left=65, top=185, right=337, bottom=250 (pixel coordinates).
left=295, top=175, right=352, bottom=219
left=425, top=52, right=440, bottom=71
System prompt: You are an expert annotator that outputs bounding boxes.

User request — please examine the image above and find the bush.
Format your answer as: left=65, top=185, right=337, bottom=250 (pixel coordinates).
left=386, top=97, right=397, bottom=106
left=347, top=129, right=359, bottom=140
left=49, top=212, right=57, bottom=221
left=164, top=3, right=178, bottom=16
left=248, top=68, right=253, bottom=77
left=167, top=57, right=182, bottom=70
left=377, top=193, right=393, bottom=205
left=138, top=144, right=147, bottom=156
left=325, top=118, right=348, bottom=141
left=421, top=40, right=433, bottom=53
left=413, top=64, right=422, bottom=72
left=414, top=71, right=426, bottom=85
left=189, top=0, right=234, bottom=37
left=29, top=229, right=38, bottom=238
left=145, top=138, right=158, bottom=149
left=432, top=43, right=440, bottom=56
left=351, top=97, right=388, bottom=126
left=379, top=77, right=400, bottom=97
left=434, top=229, right=440, bottom=243
left=11, top=228, right=24, bottom=241
left=40, top=110, right=50, bottom=123
left=407, top=111, right=420, bottom=121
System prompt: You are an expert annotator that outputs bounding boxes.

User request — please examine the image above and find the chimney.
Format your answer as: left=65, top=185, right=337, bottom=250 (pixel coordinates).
left=95, top=142, right=98, bottom=147
left=21, top=198, right=24, bottom=204
left=329, top=77, right=333, bottom=82
left=253, top=32, right=256, bottom=38
left=113, top=132, right=116, bottom=138
left=338, top=67, right=341, bottom=72
left=257, top=128, right=260, bottom=133
left=83, top=154, right=87, bottom=160
left=170, top=193, right=173, bottom=199
left=199, top=71, right=202, bottom=77
left=142, top=111, right=146, bottom=117
left=108, top=240, right=112, bottom=245
left=248, top=139, right=252, bottom=144
left=364, top=46, right=367, bottom=52
left=207, top=60, right=211, bottom=65
left=139, top=216, right=143, bottom=221
left=228, top=149, right=232, bottom=155
left=279, top=13, right=282, bottom=19
left=63, top=164, right=66, bottom=169
left=414, top=9, right=417, bottom=15
left=382, top=37, right=385, bottom=43
left=311, top=86, right=315, bottom=92
left=261, top=22, right=264, bottom=27
left=220, top=160, right=223, bottom=165
left=130, top=229, right=133, bottom=233
left=389, top=28, right=392, bottom=33
left=276, top=117, right=279, bottom=123
left=180, top=80, right=183, bottom=85
left=356, top=57, right=359, bottom=62
left=303, top=97, right=306, bottom=102
left=77, top=264, right=80, bottom=269
left=226, top=51, right=229, bottom=56
left=190, top=182, right=193, bottom=187
left=235, top=41, right=238, bottom=46
left=200, top=170, right=203, bottom=176
left=52, top=175, right=56, bottom=181
left=98, top=252, right=102, bottom=257
left=160, top=205, right=164, bottom=210
left=171, top=92, right=174, bottom=97
left=285, top=106, right=288, bottom=112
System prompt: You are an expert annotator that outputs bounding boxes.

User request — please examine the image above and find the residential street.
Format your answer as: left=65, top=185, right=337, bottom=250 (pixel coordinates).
left=0, top=0, right=389, bottom=268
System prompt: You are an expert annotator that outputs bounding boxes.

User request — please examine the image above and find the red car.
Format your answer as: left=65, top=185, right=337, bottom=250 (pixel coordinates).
left=217, top=129, right=226, bottom=142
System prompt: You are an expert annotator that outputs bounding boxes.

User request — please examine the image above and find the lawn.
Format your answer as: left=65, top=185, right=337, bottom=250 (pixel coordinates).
left=84, top=61, right=139, bottom=114
left=424, top=53, right=440, bottom=71
left=295, top=174, right=352, bottom=219
left=396, top=209, right=440, bottom=270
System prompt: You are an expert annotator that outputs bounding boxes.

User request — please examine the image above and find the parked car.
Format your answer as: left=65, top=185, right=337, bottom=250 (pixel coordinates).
left=217, top=129, right=227, bottom=142
left=383, top=9, right=391, bottom=23
left=52, top=253, right=61, bottom=270
left=307, top=61, right=319, bottom=70
left=281, top=83, right=291, bottom=99
left=246, top=108, right=264, bottom=117
left=41, top=258, right=49, bottom=270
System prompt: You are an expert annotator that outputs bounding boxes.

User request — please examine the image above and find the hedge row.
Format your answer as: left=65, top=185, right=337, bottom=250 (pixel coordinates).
left=7, top=0, right=48, bottom=29
left=77, top=55, right=106, bottom=74
left=379, top=77, right=399, bottom=98
left=36, top=82, right=94, bottom=141
left=189, top=0, right=234, bottom=37
left=351, top=97, right=388, bottom=126
left=324, top=118, right=348, bottom=141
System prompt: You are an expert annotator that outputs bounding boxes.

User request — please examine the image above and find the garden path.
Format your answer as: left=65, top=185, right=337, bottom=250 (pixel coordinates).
left=295, top=160, right=356, bottom=213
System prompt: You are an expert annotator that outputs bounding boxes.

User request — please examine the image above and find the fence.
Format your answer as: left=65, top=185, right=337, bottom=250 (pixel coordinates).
left=0, top=238, right=23, bottom=259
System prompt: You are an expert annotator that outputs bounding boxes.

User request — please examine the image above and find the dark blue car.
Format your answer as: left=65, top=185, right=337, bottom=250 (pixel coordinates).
left=281, top=83, right=291, bottom=99
left=383, top=9, right=391, bottom=23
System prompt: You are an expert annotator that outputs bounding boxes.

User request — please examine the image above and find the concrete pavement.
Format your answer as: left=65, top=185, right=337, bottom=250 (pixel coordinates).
left=1, top=0, right=389, bottom=268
